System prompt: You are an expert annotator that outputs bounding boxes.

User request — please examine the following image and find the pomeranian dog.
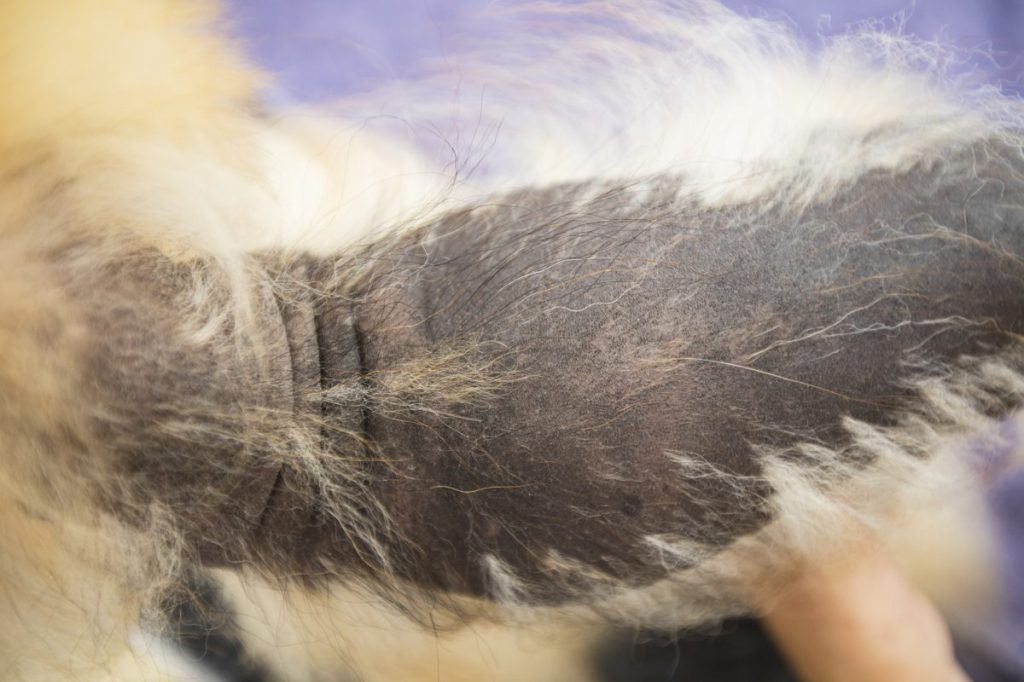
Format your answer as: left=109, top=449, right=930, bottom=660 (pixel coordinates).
left=1, top=1, right=1021, bottom=680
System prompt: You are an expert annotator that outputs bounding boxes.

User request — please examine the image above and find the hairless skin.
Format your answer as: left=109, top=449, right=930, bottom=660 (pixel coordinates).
left=72, top=140, right=1024, bottom=607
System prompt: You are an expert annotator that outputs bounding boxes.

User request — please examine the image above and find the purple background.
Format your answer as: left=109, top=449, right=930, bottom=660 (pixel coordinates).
left=225, top=0, right=1024, bottom=102
left=223, top=2, right=1023, bottom=678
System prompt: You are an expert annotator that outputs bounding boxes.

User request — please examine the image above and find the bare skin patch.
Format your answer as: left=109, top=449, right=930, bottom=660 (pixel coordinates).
left=74, top=141, right=1024, bottom=606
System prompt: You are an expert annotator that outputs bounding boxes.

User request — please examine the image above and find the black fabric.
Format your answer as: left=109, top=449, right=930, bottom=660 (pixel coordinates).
left=595, top=621, right=797, bottom=682
left=165, top=573, right=274, bottom=682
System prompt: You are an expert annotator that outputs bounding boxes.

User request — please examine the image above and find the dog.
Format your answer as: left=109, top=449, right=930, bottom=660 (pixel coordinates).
left=1, top=1, right=1021, bottom=679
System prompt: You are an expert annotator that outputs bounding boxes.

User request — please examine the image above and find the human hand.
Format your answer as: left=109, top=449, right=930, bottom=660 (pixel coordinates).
left=762, top=548, right=969, bottom=682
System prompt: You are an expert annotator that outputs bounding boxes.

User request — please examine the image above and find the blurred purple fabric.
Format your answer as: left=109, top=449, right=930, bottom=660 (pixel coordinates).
left=226, top=0, right=1024, bottom=102
left=224, top=1, right=1023, bottom=678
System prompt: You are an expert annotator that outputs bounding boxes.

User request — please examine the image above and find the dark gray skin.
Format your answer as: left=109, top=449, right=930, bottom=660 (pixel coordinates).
left=81, top=141, right=1024, bottom=604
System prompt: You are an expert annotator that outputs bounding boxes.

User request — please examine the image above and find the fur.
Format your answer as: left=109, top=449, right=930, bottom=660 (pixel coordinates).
left=0, top=1, right=1022, bottom=680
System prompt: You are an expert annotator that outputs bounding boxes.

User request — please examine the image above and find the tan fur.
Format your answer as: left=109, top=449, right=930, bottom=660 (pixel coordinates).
left=0, top=0, right=255, bottom=158
left=0, top=2, right=249, bottom=677
left=214, top=570, right=598, bottom=682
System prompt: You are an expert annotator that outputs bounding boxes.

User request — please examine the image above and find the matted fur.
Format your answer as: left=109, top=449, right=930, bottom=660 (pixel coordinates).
left=1, top=1, right=1022, bottom=680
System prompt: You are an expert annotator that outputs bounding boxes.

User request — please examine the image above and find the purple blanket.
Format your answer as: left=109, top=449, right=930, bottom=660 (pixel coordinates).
left=228, top=0, right=1024, bottom=101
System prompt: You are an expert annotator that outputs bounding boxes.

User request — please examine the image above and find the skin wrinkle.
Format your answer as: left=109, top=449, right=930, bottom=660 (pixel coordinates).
left=250, top=257, right=326, bottom=572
